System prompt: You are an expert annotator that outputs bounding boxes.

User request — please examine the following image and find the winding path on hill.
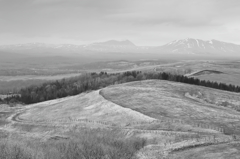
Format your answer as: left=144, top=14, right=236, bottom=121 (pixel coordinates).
left=4, top=80, right=240, bottom=159
left=99, top=80, right=240, bottom=158
left=185, top=69, right=224, bottom=77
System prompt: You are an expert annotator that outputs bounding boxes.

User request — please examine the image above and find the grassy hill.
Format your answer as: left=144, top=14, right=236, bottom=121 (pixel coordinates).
left=1, top=80, right=240, bottom=158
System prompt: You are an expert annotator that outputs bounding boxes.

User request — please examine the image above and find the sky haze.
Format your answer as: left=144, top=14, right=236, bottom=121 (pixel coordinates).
left=0, top=0, right=240, bottom=46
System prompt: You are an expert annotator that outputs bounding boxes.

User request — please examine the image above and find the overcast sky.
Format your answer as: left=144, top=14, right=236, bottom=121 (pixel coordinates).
left=0, top=0, right=240, bottom=46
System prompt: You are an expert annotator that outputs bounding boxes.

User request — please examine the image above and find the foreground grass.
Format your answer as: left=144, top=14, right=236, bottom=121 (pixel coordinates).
left=0, top=128, right=146, bottom=159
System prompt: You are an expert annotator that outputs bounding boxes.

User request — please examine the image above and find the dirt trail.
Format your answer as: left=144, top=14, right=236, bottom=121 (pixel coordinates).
left=2, top=80, right=240, bottom=159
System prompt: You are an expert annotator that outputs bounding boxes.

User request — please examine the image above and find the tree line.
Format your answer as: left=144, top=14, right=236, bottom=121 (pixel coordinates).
left=2, top=71, right=240, bottom=104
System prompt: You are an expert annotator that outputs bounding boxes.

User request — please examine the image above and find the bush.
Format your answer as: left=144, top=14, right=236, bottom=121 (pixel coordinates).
left=0, top=129, right=146, bottom=159
left=0, top=141, right=33, bottom=159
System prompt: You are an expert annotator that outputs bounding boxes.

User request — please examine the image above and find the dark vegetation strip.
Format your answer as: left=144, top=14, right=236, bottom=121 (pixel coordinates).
left=2, top=71, right=240, bottom=104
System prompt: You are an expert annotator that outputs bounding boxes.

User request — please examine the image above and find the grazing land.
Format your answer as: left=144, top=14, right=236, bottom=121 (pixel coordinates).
left=1, top=80, right=240, bottom=158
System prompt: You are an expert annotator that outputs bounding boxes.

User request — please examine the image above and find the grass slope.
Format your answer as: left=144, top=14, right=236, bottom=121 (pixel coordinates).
left=1, top=79, right=240, bottom=158
left=101, top=80, right=240, bottom=158
left=17, top=90, right=155, bottom=125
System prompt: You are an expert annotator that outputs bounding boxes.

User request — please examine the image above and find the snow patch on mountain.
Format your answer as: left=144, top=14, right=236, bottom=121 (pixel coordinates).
left=158, top=38, right=240, bottom=55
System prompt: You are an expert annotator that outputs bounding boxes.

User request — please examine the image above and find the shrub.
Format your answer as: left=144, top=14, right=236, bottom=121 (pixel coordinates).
left=0, top=129, right=146, bottom=159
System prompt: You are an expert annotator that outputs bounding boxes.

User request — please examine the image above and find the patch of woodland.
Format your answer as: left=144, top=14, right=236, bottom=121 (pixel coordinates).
left=5, top=71, right=240, bottom=104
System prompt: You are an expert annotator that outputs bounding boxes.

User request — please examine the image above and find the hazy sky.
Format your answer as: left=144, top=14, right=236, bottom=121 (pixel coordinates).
left=0, top=0, right=240, bottom=46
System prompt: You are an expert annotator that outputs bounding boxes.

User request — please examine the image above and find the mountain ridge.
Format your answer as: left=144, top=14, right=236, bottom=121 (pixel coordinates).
left=158, top=38, right=240, bottom=55
left=1, top=38, right=240, bottom=56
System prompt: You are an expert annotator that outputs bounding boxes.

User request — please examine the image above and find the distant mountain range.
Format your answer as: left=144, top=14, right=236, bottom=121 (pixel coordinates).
left=0, top=38, right=240, bottom=58
left=158, top=38, right=240, bottom=55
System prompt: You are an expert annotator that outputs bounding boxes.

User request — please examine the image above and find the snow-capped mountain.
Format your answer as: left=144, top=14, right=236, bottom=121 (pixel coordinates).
left=1, top=39, right=240, bottom=58
left=158, top=38, right=240, bottom=55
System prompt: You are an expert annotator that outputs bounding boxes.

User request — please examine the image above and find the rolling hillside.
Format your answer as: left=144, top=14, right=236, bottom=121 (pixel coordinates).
left=1, top=80, right=240, bottom=158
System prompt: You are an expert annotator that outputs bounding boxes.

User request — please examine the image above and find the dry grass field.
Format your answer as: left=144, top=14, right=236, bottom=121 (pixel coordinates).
left=1, top=79, right=240, bottom=158
left=101, top=80, right=240, bottom=158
